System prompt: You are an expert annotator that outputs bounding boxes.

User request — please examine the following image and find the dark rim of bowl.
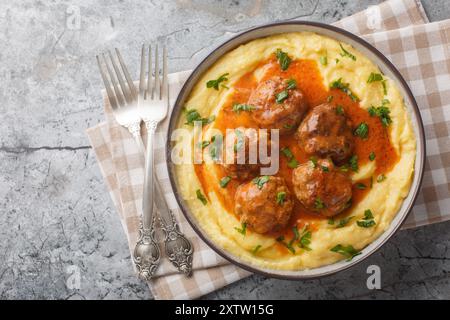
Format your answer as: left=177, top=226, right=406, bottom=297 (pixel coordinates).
left=165, top=20, right=426, bottom=280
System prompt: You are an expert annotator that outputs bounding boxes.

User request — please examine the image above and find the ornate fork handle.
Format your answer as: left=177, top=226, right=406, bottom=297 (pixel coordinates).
left=133, top=216, right=161, bottom=281
left=155, top=180, right=193, bottom=276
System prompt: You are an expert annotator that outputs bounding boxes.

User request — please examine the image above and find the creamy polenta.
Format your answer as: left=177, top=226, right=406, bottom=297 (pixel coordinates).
left=173, top=32, right=416, bottom=270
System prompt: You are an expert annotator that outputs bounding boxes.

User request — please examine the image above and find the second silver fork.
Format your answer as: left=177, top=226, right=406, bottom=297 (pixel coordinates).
left=134, top=45, right=193, bottom=280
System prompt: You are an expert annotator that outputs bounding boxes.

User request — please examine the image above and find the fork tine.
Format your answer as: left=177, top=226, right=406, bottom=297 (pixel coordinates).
left=96, top=55, right=119, bottom=110
left=115, top=48, right=137, bottom=99
left=162, top=45, right=168, bottom=104
left=102, top=53, right=125, bottom=107
left=154, top=44, right=161, bottom=100
left=147, top=45, right=152, bottom=99
left=139, top=45, right=146, bottom=100
left=108, top=50, right=132, bottom=104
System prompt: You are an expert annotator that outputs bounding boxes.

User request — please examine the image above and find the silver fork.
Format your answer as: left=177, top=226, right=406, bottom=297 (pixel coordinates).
left=96, top=49, right=142, bottom=145
left=138, top=45, right=193, bottom=278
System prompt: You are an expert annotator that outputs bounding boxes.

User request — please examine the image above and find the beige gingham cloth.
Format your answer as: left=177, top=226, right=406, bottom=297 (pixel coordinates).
left=86, top=0, right=450, bottom=299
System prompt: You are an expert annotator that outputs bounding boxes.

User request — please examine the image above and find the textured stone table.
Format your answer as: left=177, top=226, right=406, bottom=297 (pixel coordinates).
left=0, top=0, right=449, bottom=299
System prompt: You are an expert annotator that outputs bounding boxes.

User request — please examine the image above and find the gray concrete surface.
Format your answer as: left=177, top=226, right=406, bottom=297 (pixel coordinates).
left=0, top=0, right=449, bottom=300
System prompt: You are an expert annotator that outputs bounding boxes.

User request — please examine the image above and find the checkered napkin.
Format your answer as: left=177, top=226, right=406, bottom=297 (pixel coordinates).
left=86, top=0, right=447, bottom=299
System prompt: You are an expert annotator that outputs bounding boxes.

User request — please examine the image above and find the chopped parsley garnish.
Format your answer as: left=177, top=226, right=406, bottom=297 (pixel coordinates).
left=349, top=155, right=359, bottom=172
left=367, top=72, right=383, bottom=83
left=286, top=78, right=297, bottom=90
left=276, top=235, right=295, bottom=254
left=339, top=43, right=356, bottom=61
left=276, top=191, right=287, bottom=205
left=210, top=145, right=219, bottom=161
left=382, top=80, right=388, bottom=95
left=356, top=183, right=366, bottom=190
left=185, top=109, right=215, bottom=126
left=298, top=226, right=312, bottom=251
left=281, top=147, right=294, bottom=159
left=320, top=55, right=328, bottom=66
left=196, top=189, right=207, bottom=205
left=281, top=147, right=299, bottom=168
left=219, top=176, right=231, bottom=188
left=336, top=216, right=354, bottom=228
left=368, top=105, right=392, bottom=127
left=253, top=176, right=270, bottom=189
left=235, top=222, right=247, bottom=236
left=330, top=244, right=361, bottom=261
left=321, top=165, right=330, bottom=172
left=275, top=49, right=292, bottom=71
left=206, top=73, right=229, bottom=90
left=328, top=218, right=335, bottom=225
left=369, top=152, right=376, bottom=161
left=287, top=158, right=299, bottom=168
left=275, top=90, right=289, bottom=103
left=252, top=245, right=262, bottom=255
left=330, top=78, right=359, bottom=102
left=377, top=174, right=386, bottom=182
left=199, top=141, right=210, bottom=149
left=314, top=197, right=325, bottom=210
left=354, top=122, right=369, bottom=139
left=336, top=105, right=344, bottom=115
left=283, top=123, right=294, bottom=129
left=357, top=209, right=376, bottom=228
left=327, top=95, right=334, bottom=103
left=310, top=156, right=318, bottom=168
left=232, top=103, right=255, bottom=114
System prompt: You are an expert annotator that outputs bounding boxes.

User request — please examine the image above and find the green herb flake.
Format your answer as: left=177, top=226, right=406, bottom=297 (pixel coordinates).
left=199, top=141, right=210, bottom=149
left=368, top=100, right=392, bottom=127
left=328, top=218, right=335, bottom=225
left=281, top=147, right=294, bottom=159
left=286, top=78, right=297, bottom=90
left=330, top=78, right=359, bottom=102
left=327, top=95, right=334, bottom=103
left=253, top=176, right=270, bottom=189
left=298, top=226, right=312, bottom=251
left=314, top=197, right=325, bottom=210
left=320, top=55, right=328, bottom=66
left=377, top=174, right=386, bottom=183
left=275, top=90, right=289, bottom=104
left=283, top=123, right=294, bottom=129
left=252, top=245, right=262, bottom=255
left=336, top=105, right=344, bottom=115
left=369, top=152, right=376, bottom=161
left=339, top=43, right=357, bottom=61
left=357, top=209, right=376, bottom=228
left=354, top=122, right=369, bottom=139
left=275, top=49, right=292, bottom=71
left=310, top=156, right=318, bottom=168
left=321, top=165, right=330, bottom=172
left=276, top=191, right=287, bottom=205
left=196, top=189, right=207, bottom=205
left=349, top=155, right=359, bottom=172
left=287, top=158, right=299, bottom=169
left=356, top=183, right=366, bottom=190
left=185, top=109, right=215, bottom=126
left=219, top=176, right=232, bottom=188
left=330, top=244, right=361, bottom=261
left=232, top=103, right=255, bottom=114
left=235, top=222, right=247, bottom=236
left=276, top=236, right=295, bottom=254
left=336, top=216, right=354, bottom=228
left=367, top=72, right=384, bottom=83
left=206, top=73, right=229, bottom=90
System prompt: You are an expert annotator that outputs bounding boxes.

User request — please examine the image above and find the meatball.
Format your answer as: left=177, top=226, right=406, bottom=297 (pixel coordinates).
left=248, top=76, right=308, bottom=135
left=296, top=103, right=354, bottom=164
left=222, top=128, right=270, bottom=181
left=235, top=176, right=294, bottom=234
left=292, top=158, right=352, bottom=217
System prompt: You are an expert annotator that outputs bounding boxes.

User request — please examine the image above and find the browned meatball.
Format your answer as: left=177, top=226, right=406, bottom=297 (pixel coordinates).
left=221, top=128, right=261, bottom=180
left=248, top=76, right=308, bottom=135
left=292, top=159, right=352, bottom=217
left=297, top=103, right=354, bottom=164
left=235, top=176, right=294, bottom=234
